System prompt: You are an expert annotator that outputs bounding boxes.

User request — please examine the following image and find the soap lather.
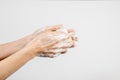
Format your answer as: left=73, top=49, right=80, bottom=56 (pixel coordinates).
left=38, top=25, right=77, bottom=58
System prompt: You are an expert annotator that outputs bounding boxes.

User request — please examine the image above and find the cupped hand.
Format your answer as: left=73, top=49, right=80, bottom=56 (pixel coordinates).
left=24, top=27, right=67, bottom=56
left=27, top=25, right=77, bottom=58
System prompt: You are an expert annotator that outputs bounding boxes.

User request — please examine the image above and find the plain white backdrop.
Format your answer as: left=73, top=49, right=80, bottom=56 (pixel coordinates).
left=0, top=0, right=120, bottom=80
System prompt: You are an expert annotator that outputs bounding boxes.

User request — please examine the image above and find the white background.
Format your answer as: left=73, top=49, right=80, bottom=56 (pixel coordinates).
left=0, top=0, right=120, bottom=80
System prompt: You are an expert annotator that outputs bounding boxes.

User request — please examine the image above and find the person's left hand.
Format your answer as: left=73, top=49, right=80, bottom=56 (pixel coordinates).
left=30, top=25, right=77, bottom=58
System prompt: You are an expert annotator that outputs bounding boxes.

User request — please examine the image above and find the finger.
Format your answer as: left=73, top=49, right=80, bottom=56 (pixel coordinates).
left=40, top=53, right=60, bottom=58
left=45, top=53, right=55, bottom=58
left=74, top=36, right=78, bottom=41
left=52, top=45, right=74, bottom=49
left=33, top=24, right=63, bottom=36
left=45, top=48, right=67, bottom=53
left=70, top=40, right=75, bottom=48
left=60, top=49, right=67, bottom=54
left=46, top=24, right=63, bottom=31
left=52, top=38, right=74, bottom=49
left=45, top=38, right=65, bottom=49
left=52, top=45, right=72, bottom=49
left=67, top=29, right=75, bottom=33
left=48, top=53, right=61, bottom=58
left=39, top=53, right=54, bottom=58
left=39, top=52, right=52, bottom=56
left=67, top=29, right=77, bottom=41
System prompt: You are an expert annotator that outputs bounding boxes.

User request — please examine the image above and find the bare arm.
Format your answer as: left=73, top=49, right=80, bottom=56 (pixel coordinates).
left=0, top=47, right=36, bottom=80
left=0, top=25, right=76, bottom=80
left=0, top=25, right=76, bottom=60
left=0, top=35, right=32, bottom=60
left=0, top=26, right=64, bottom=80
left=0, top=25, right=63, bottom=60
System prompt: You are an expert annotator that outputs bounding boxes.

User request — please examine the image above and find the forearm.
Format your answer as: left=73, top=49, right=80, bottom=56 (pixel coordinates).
left=0, top=35, right=33, bottom=60
left=0, top=47, right=36, bottom=80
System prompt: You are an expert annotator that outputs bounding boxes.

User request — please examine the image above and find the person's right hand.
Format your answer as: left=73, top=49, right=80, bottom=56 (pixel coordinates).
left=40, top=28, right=77, bottom=58
left=30, top=25, right=77, bottom=58
left=24, top=27, right=67, bottom=56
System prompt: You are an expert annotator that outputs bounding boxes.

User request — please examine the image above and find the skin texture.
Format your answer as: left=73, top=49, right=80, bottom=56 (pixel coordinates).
left=0, top=25, right=63, bottom=60
left=40, top=28, right=77, bottom=57
left=0, top=25, right=65, bottom=80
left=0, top=25, right=76, bottom=59
left=0, top=35, right=33, bottom=60
left=0, top=25, right=76, bottom=80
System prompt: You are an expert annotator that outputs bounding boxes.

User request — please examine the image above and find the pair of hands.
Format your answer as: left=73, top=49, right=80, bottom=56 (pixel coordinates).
left=24, top=25, right=77, bottom=58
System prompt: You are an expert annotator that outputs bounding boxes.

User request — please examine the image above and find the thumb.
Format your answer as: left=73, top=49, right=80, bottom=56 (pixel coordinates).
left=46, top=24, right=63, bottom=31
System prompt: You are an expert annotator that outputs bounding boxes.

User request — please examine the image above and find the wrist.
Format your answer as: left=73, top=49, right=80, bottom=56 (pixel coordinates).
left=19, top=34, right=35, bottom=47
left=23, top=35, right=34, bottom=43
left=22, top=45, right=40, bottom=57
left=20, top=47, right=37, bottom=58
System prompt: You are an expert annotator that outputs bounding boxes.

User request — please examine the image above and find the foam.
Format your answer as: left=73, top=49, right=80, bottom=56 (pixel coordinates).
left=38, top=26, right=76, bottom=58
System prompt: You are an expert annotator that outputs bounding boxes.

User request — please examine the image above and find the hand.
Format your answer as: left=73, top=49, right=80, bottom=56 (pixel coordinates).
left=28, top=24, right=77, bottom=58
left=38, top=26, right=77, bottom=58
left=24, top=27, right=67, bottom=56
